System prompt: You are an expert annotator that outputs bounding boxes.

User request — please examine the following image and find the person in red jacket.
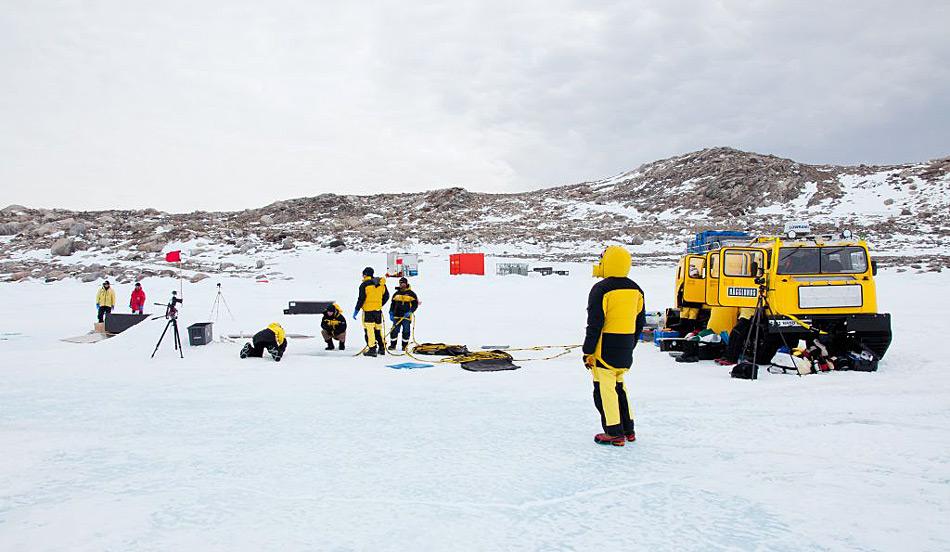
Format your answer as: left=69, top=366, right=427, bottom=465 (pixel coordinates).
left=130, top=283, right=146, bottom=314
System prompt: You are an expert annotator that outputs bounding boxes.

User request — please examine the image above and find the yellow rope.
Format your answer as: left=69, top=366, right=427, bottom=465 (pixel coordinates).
left=352, top=311, right=583, bottom=364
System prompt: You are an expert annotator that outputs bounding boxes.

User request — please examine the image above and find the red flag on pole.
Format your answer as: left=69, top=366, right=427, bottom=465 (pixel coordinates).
left=165, top=250, right=181, bottom=263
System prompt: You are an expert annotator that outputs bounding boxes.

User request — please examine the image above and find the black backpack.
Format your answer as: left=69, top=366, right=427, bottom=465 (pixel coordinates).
left=731, top=361, right=758, bottom=380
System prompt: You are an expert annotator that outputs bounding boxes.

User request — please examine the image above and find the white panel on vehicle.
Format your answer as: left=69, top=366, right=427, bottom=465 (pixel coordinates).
left=799, top=285, right=862, bottom=308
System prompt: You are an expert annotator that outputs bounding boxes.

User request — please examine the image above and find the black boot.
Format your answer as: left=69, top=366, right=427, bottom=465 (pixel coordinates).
left=378, top=342, right=386, bottom=356
left=364, top=348, right=377, bottom=357
left=401, top=341, right=408, bottom=351
left=388, top=340, right=397, bottom=351
left=325, top=340, right=335, bottom=351
left=339, top=342, right=345, bottom=351
left=239, top=343, right=251, bottom=359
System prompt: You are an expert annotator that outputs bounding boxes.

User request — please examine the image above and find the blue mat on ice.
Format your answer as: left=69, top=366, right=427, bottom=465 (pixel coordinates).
left=387, top=362, right=434, bottom=369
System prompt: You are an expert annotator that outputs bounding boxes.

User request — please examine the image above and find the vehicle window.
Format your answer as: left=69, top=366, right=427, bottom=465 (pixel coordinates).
left=778, top=247, right=820, bottom=274
left=722, top=250, right=765, bottom=277
left=820, top=247, right=868, bottom=274
left=779, top=247, right=868, bottom=274
left=688, top=257, right=705, bottom=279
left=709, top=254, right=720, bottom=278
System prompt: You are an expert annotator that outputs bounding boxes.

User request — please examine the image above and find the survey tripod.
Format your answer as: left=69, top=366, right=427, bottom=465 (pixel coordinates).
left=151, top=293, right=184, bottom=359
left=209, top=283, right=234, bottom=322
left=735, top=268, right=770, bottom=380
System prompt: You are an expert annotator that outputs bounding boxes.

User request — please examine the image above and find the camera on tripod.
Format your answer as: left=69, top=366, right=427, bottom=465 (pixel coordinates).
left=155, top=291, right=183, bottom=320
left=152, top=291, right=184, bottom=359
left=751, top=262, right=767, bottom=287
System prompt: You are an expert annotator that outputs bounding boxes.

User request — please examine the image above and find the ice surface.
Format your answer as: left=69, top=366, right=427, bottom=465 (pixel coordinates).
left=0, top=251, right=948, bottom=551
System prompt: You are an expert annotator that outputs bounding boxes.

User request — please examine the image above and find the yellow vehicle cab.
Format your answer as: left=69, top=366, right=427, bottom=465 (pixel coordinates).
left=672, top=229, right=891, bottom=359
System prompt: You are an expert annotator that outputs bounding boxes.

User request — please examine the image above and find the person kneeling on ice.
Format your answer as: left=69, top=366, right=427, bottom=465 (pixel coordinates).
left=388, top=277, right=419, bottom=351
left=240, top=322, right=288, bottom=362
left=584, top=246, right=645, bottom=447
left=353, top=267, right=389, bottom=357
left=321, top=303, right=347, bottom=350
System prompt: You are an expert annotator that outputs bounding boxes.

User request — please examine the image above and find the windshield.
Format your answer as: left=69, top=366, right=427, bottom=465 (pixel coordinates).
left=778, top=246, right=869, bottom=274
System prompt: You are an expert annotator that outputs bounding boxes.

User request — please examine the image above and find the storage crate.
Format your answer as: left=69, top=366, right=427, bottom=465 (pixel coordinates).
left=187, top=322, right=213, bottom=346
left=653, top=330, right=680, bottom=345
left=496, top=262, right=529, bottom=276
left=450, top=253, right=485, bottom=275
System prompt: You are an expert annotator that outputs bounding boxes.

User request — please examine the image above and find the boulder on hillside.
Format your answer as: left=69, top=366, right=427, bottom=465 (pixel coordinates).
left=51, top=238, right=75, bottom=256
left=138, top=241, right=166, bottom=253
left=260, top=214, right=275, bottom=225
left=279, top=237, right=295, bottom=250
left=44, top=270, right=67, bottom=282
left=80, top=271, right=104, bottom=283
left=190, top=273, right=210, bottom=283
left=0, top=222, right=21, bottom=235
left=33, top=223, right=56, bottom=237
left=1, top=204, right=28, bottom=214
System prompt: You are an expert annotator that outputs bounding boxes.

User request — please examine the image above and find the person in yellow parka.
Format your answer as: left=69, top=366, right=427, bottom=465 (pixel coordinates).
left=583, top=246, right=646, bottom=447
left=240, top=322, right=288, bottom=362
left=353, top=267, right=389, bottom=357
left=95, top=280, right=117, bottom=322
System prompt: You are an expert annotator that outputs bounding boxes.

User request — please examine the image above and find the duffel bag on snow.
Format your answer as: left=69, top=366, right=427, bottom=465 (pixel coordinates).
left=836, top=346, right=879, bottom=372
left=731, top=361, right=758, bottom=380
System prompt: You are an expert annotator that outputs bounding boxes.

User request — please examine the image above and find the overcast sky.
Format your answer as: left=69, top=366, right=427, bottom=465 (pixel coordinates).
left=1, top=1, right=948, bottom=212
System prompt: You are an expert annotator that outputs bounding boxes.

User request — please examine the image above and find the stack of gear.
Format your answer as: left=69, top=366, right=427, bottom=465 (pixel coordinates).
left=460, top=350, right=519, bottom=372
left=412, top=343, right=470, bottom=356
left=674, top=329, right=726, bottom=363
left=407, top=343, right=519, bottom=371
left=769, top=338, right=879, bottom=375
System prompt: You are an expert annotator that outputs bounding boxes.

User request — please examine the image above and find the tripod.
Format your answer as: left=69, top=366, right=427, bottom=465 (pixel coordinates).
left=736, top=276, right=770, bottom=380
left=209, top=283, right=235, bottom=322
left=152, top=300, right=184, bottom=359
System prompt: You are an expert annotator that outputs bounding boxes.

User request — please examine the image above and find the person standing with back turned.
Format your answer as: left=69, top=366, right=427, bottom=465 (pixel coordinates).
left=353, top=267, right=389, bottom=357
left=583, top=246, right=646, bottom=447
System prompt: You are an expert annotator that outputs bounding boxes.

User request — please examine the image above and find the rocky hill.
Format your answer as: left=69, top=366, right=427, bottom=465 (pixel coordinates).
left=2, top=147, right=948, bottom=283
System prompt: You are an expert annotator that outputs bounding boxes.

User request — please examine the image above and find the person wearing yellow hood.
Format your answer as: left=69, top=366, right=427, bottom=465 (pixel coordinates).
left=584, top=246, right=646, bottom=446
left=240, top=322, right=288, bottom=362
left=353, top=267, right=389, bottom=357
left=321, top=303, right=347, bottom=351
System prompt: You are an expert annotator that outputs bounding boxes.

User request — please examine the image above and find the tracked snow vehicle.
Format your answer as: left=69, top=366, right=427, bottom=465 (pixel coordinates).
left=672, top=228, right=892, bottom=359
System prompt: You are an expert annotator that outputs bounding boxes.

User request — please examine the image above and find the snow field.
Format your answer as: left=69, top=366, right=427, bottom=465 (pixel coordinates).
left=0, top=251, right=948, bottom=551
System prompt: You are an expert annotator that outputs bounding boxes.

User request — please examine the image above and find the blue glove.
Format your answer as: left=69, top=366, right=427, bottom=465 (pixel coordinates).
left=352, top=309, right=359, bottom=320
left=96, top=304, right=100, bottom=309
left=389, top=312, right=395, bottom=322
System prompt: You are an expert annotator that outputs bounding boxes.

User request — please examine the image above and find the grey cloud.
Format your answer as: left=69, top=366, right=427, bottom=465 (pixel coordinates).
left=0, top=0, right=947, bottom=211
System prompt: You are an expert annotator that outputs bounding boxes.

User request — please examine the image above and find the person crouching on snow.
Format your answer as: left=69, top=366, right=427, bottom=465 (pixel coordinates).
left=583, top=246, right=645, bottom=447
left=240, top=322, right=288, bottom=362
left=321, top=303, right=347, bottom=350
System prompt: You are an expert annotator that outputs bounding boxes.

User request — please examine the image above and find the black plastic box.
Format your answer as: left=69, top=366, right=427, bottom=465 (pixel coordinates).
left=283, top=301, right=334, bottom=315
left=188, top=322, right=213, bottom=346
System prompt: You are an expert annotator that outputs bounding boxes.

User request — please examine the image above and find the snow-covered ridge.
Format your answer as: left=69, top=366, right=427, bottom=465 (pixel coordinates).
left=1, top=147, right=948, bottom=282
